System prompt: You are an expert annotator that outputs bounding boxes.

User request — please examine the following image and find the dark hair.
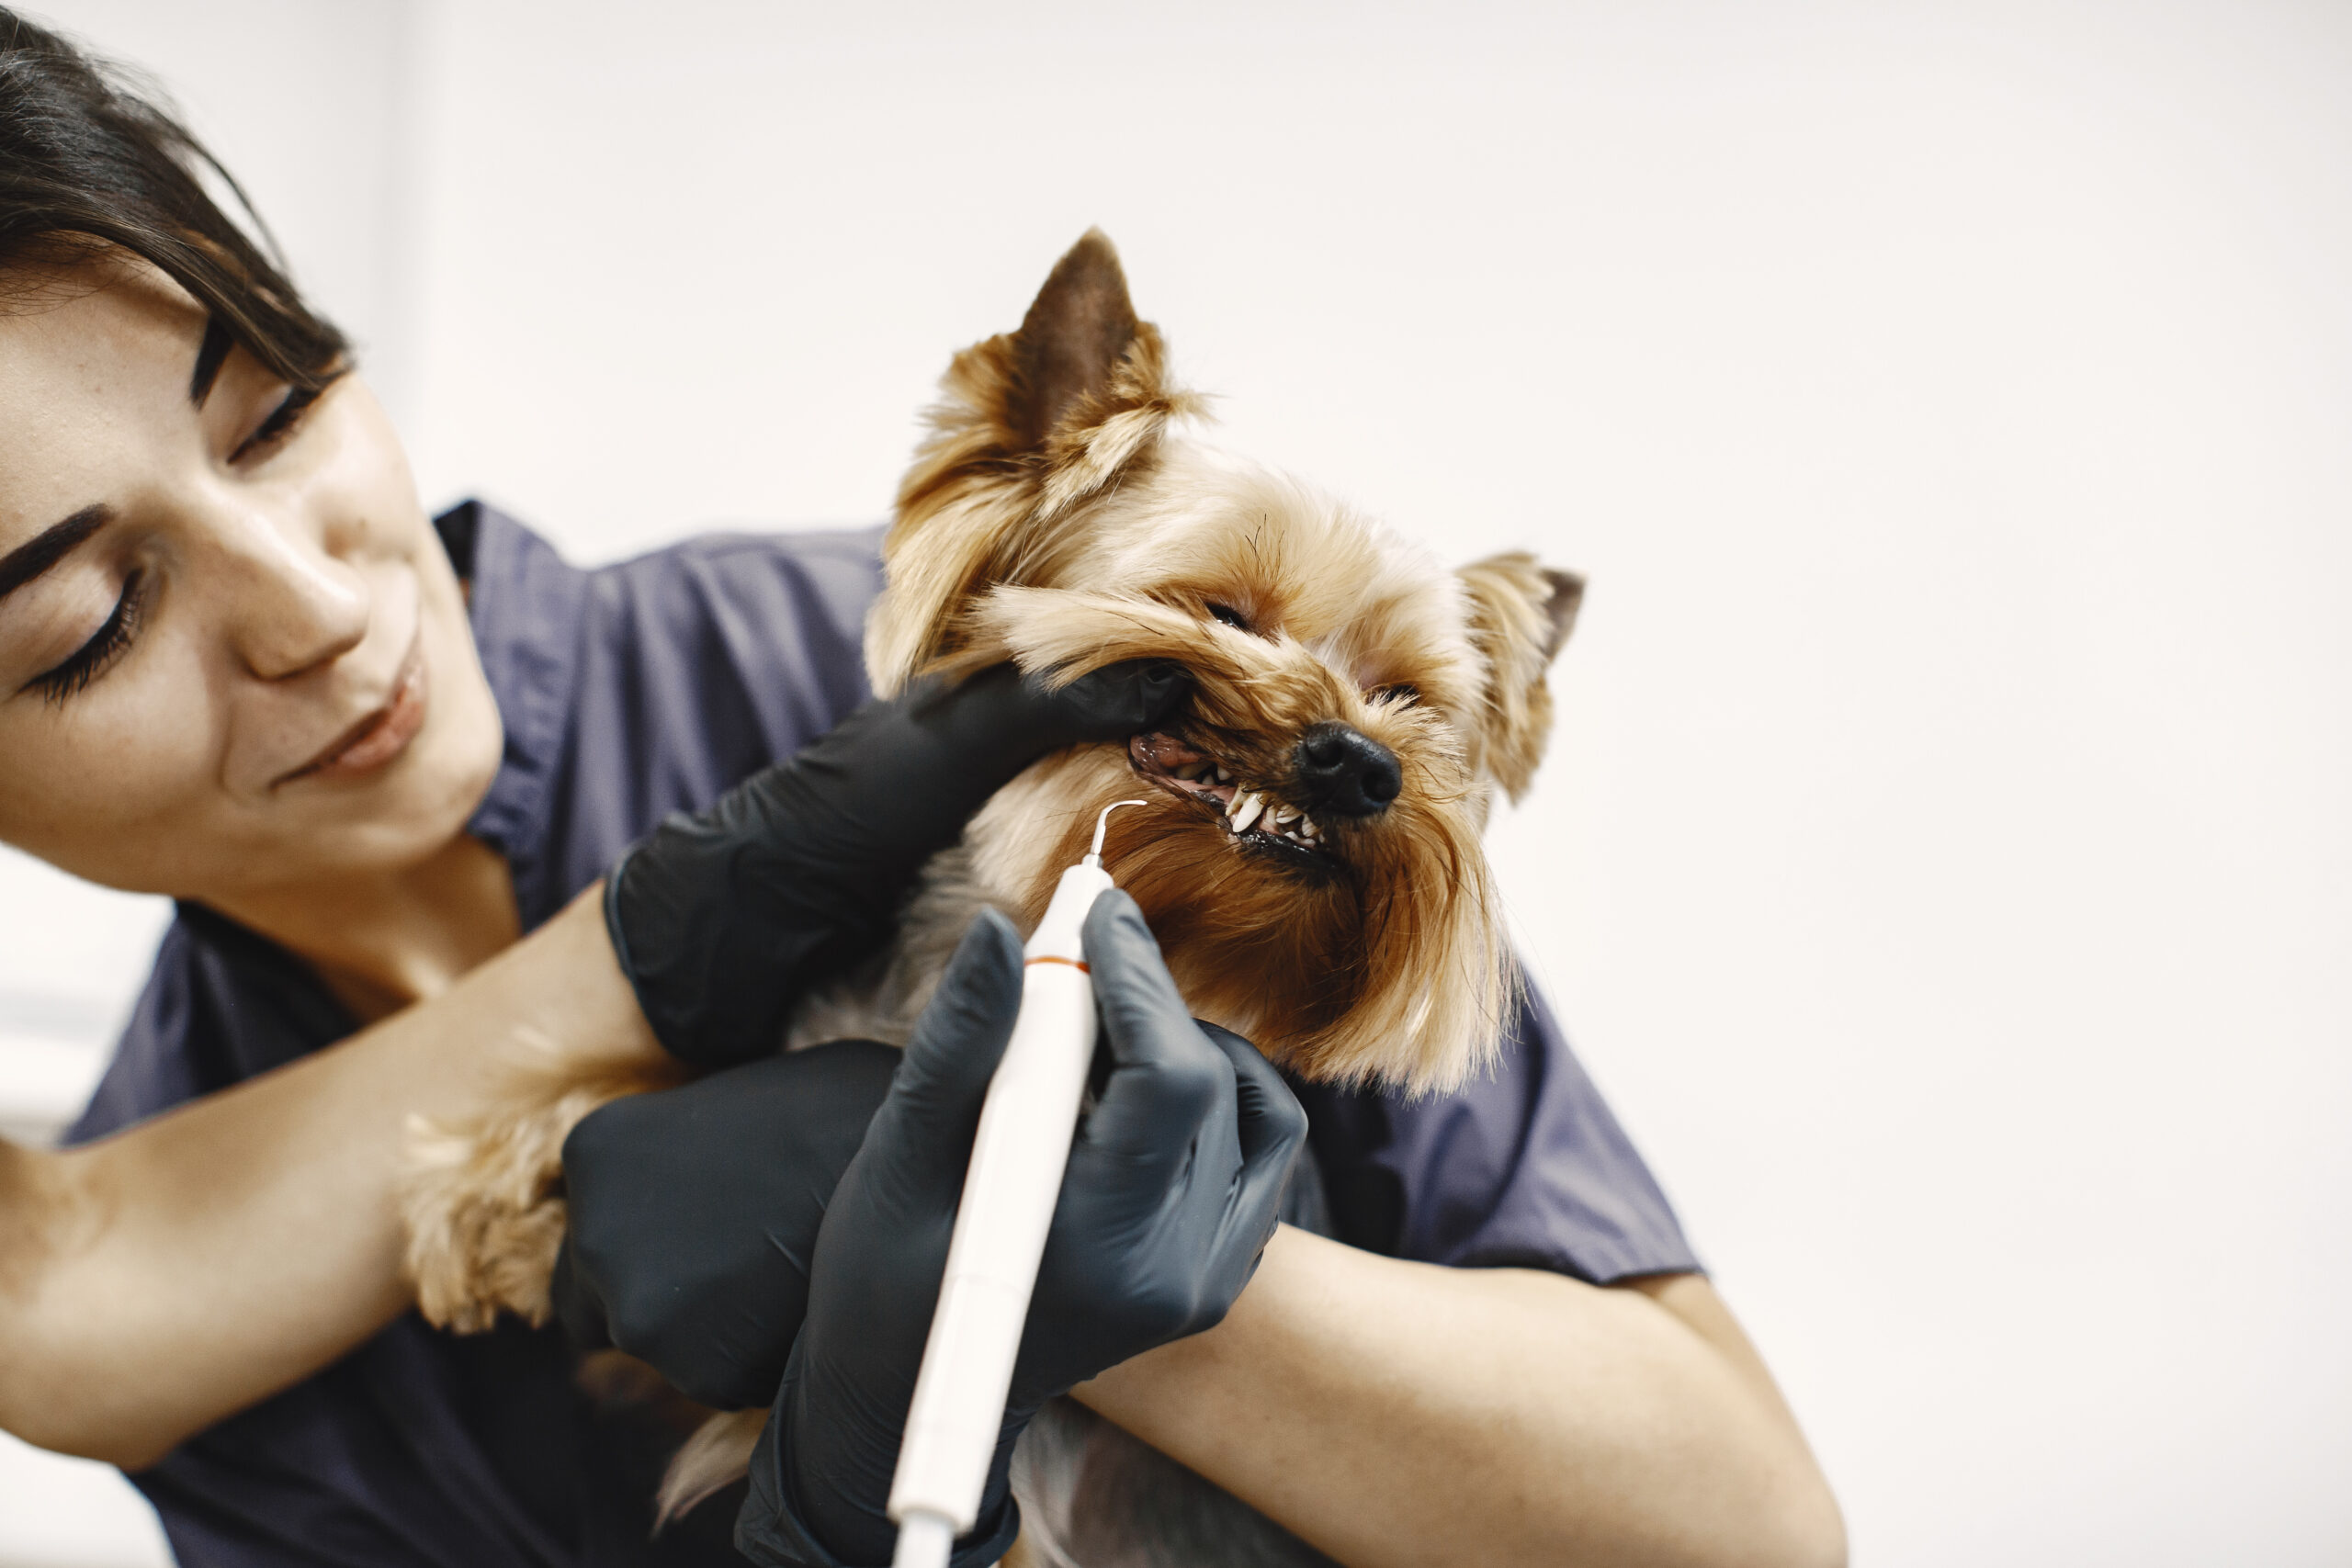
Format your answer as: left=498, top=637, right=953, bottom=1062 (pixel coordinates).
left=0, top=7, right=345, bottom=389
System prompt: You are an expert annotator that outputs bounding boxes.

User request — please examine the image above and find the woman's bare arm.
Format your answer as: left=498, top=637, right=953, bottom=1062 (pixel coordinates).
left=1075, top=1224, right=1847, bottom=1568
left=0, top=886, right=662, bottom=1468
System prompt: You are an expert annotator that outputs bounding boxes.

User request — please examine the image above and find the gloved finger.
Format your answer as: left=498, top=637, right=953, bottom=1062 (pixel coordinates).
left=1031, top=658, right=1193, bottom=739
left=1196, top=1021, right=1309, bottom=1225
left=873, top=908, right=1025, bottom=1196
left=919, top=659, right=1193, bottom=760
left=547, top=1239, right=610, bottom=1352
left=1079, top=890, right=1235, bottom=1175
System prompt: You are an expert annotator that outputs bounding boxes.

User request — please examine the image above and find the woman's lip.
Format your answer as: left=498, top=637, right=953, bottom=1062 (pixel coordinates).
left=278, top=644, right=430, bottom=786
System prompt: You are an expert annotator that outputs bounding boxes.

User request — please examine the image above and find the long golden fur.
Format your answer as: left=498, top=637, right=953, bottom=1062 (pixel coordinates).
left=396, top=231, right=1581, bottom=1538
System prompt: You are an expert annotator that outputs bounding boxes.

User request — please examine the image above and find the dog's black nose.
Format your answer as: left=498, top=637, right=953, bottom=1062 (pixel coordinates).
left=1295, top=722, right=1402, bottom=818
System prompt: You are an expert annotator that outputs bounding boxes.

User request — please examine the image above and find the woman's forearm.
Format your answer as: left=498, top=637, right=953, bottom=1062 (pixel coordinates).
left=0, top=886, right=662, bottom=1467
left=1073, top=1225, right=1846, bottom=1568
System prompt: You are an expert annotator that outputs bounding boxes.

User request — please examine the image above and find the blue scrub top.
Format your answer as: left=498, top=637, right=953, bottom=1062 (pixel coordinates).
left=68, top=503, right=1699, bottom=1568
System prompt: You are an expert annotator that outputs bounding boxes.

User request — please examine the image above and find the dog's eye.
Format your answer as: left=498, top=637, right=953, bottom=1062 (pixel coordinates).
left=1205, top=602, right=1251, bottom=632
left=1374, top=682, right=1421, bottom=706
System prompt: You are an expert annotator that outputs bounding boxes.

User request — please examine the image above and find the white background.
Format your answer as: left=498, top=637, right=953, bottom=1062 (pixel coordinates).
left=1, top=2, right=2345, bottom=1563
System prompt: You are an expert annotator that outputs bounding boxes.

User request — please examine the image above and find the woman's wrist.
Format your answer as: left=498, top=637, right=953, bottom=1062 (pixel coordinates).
left=1068, top=1223, right=1340, bottom=1429
left=428, top=882, right=667, bottom=1093
left=511, top=884, right=666, bottom=1072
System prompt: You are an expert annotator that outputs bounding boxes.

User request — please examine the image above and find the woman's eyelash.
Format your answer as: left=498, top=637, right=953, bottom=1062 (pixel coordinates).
left=230, top=384, right=323, bottom=464
left=31, top=568, right=150, bottom=704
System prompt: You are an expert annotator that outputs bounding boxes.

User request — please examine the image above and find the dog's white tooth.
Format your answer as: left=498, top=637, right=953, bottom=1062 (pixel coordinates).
left=1173, top=761, right=1204, bottom=781
left=1272, top=804, right=1299, bottom=824
left=1229, top=791, right=1266, bottom=833
left=1299, top=815, right=1317, bottom=837
left=1215, top=764, right=1230, bottom=784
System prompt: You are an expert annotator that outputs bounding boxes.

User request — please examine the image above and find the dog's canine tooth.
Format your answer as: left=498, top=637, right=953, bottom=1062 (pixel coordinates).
left=1229, top=791, right=1267, bottom=833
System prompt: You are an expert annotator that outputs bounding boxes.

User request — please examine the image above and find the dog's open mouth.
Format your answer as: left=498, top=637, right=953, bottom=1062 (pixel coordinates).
left=1128, top=731, right=1329, bottom=862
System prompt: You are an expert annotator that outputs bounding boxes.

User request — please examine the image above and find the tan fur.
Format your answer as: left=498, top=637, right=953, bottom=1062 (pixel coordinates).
left=655, top=1407, right=767, bottom=1525
left=399, top=1046, right=682, bottom=1332
left=399, top=232, right=1581, bottom=1540
left=1455, top=554, right=1582, bottom=803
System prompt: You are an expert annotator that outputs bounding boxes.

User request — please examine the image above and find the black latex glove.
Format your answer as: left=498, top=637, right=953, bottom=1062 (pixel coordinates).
left=607, top=660, right=1190, bottom=1067
left=551, top=1041, right=899, bottom=1409
left=735, top=893, right=1307, bottom=1568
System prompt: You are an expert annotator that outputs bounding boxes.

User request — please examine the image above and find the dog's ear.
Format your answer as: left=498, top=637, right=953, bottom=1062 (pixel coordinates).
left=1010, top=231, right=1140, bottom=449
left=868, top=230, right=1196, bottom=693
left=1456, top=554, right=1582, bottom=801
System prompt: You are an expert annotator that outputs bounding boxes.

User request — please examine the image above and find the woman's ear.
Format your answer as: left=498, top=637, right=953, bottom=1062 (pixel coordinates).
left=867, top=231, right=1196, bottom=694
left=1455, top=553, right=1582, bottom=801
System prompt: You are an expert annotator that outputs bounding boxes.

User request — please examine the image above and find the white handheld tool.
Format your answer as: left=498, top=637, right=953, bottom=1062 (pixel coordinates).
left=888, top=799, right=1148, bottom=1568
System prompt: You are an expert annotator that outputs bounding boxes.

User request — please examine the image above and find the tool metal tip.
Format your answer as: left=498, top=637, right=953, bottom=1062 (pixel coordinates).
left=1085, top=798, right=1149, bottom=867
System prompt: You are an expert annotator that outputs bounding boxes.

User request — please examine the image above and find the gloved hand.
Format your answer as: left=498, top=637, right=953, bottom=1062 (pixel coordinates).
left=607, top=660, right=1191, bottom=1067
left=736, top=893, right=1307, bottom=1568
left=551, top=1041, right=899, bottom=1409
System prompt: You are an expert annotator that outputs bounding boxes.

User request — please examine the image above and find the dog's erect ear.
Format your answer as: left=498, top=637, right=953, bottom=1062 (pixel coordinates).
left=868, top=230, right=1197, bottom=693
left=1456, top=554, right=1582, bottom=801
left=1010, top=231, right=1140, bottom=449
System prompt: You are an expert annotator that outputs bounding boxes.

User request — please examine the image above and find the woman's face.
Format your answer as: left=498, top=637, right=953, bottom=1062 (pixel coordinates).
left=0, top=260, right=501, bottom=898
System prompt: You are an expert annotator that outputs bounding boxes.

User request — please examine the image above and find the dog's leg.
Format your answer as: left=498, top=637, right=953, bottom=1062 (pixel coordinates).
left=399, top=1054, right=684, bottom=1334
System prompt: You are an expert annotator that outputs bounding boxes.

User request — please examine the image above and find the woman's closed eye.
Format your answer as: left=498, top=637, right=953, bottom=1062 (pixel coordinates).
left=26, top=567, right=152, bottom=704
left=230, top=383, right=324, bottom=466
left=17, top=371, right=339, bottom=705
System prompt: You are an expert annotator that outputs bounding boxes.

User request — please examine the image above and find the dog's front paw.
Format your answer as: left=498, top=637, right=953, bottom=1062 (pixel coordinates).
left=399, top=1073, right=659, bottom=1333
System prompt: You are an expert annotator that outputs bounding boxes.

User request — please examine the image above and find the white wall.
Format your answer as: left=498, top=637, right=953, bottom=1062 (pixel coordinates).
left=2, top=2, right=2346, bottom=1564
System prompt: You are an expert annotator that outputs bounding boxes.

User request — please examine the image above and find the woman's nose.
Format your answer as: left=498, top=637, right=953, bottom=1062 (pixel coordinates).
left=213, top=506, right=372, bottom=681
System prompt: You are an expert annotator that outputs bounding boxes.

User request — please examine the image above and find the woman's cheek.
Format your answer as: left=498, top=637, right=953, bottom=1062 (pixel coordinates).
left=0, top=643, right=232, bottom=893
left=323, top=379, right=425, bottom=547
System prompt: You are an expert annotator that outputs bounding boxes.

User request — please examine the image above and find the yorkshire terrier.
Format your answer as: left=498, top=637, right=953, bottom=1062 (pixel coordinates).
left=400, top=231, right=1580, bottom=1557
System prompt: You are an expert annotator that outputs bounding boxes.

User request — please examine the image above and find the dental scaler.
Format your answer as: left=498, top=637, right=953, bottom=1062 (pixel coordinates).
left=888, top=799, right=1149, bottom=1568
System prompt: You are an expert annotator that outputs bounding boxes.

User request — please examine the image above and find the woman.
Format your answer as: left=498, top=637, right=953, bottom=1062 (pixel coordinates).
left=0, top=15, right=1843, bottom=1568
left=0, top=16, right=1209, bottom=1559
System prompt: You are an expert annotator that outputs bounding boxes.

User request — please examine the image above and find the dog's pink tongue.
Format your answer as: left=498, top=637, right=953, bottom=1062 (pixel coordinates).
left=1131, top=730, right=1205, bottom=772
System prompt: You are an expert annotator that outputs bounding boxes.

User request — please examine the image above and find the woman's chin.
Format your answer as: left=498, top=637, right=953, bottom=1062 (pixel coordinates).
left=255, top=662, right=505, bottom=887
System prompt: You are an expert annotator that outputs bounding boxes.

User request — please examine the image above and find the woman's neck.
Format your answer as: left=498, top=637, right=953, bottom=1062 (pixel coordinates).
left=206, top=833, right=522, bottom=1024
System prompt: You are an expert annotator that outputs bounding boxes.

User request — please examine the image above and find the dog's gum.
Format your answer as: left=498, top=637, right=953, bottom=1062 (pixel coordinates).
left=1129, top=730, right=1239, bottom=806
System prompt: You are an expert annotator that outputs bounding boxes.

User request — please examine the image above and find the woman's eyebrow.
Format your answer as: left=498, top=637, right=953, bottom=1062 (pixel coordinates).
left=0, top=503, right=113, bottom=604
left=190, top=316, right=234, bottom=407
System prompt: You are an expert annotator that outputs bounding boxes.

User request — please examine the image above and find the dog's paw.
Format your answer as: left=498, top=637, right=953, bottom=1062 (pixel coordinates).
left=399, top=1070, right=666, bottom=1333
